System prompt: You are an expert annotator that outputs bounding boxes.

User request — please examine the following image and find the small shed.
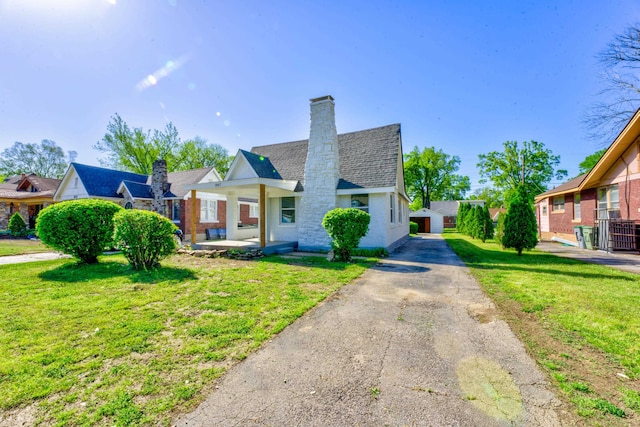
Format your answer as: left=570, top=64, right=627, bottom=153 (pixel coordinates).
left=409, top=208, right=444, bottom=234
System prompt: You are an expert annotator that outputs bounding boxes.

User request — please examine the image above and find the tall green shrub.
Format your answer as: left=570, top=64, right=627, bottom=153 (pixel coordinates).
left=322, top=208, right=370, bottom=262
left=8, top=212, right=27, bottom=236
left=494, top=212, right=506, bottom=247
left=456, top=202, right=469, bottom=233
left=113, top=209, right=178, bottom=270
left=36, top=199, right=122, bottom=263
left=480, top=205, right=494, bottom=242
left=502, top=190, right=538, bottom=255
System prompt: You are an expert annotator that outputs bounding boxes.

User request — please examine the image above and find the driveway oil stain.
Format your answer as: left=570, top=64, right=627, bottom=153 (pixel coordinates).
left=456, top=356, right=522, bottom=421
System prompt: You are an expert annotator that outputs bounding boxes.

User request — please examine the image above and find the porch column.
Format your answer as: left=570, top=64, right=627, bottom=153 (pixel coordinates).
left=259, top=184, right=266, bottom=248
left=226, top=193, right=238, bottom=240
left=190, top=190, right=197, bottom=244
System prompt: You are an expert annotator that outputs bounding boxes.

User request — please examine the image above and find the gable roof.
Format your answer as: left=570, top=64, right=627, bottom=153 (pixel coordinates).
left=163, top=167, right=216, bottom=198
left=250, top=123, right=401, bottom=190
left=0, top=174, right=61, bottom=200
left=120, top=180, right=153, bottom=199
left=429, top=200, right=484, bottom=216
left=72, top=163, right=148, bottom=198
left=237, top=150, right=282, bottom=179
left=534, top=173, right=586, bottom=202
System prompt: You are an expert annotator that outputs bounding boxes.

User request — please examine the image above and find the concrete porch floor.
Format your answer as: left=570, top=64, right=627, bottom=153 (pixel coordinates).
left=191, top=238, right=297, bottom=255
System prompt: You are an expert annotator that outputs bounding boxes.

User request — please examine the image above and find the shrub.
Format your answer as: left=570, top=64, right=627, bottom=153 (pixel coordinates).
left=502, top=190, right=538, bottom=255
left=8, top=212, right=27, bottom=237
left=322, top=208, right=370, bottom=262
left=480, top=205, right=494, bottom=242
left=36, top=199, right=122, bottom=264
left=494, top=212, right=506, bottom=247
left=113, top=209, right=178, bottom=270
left=409, top=221, right=419, bottom=234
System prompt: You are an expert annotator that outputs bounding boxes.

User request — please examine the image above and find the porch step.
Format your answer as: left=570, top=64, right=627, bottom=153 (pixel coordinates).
left=274, top=247, right=294, bottom=255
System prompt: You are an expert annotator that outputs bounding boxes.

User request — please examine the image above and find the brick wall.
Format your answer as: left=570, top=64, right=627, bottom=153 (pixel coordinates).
left=182, top=199, right=228, bottom=235
left=239, top=204, right=258, bottom=225
left=619, top=179, right=640, bottom=219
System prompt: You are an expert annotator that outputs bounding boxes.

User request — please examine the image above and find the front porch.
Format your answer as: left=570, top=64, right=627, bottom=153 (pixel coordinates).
left=191, top=238, right=297, bottom=255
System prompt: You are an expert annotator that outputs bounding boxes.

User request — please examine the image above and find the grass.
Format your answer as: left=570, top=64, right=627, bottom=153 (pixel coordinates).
left=0, top=239, right=51, bottom=256
left=443, top=232, right=640, bottom=425
left=0, top=253, right=372, bottom=426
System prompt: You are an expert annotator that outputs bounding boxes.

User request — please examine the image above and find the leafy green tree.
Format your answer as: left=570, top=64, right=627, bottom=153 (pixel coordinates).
left=322, top=208, right=370, bottom=262
left=578, top=148, right=607, bottom=175
left=113, top=209, right=178, bottom=270
left=175, top=136, right=232, bottom=177
left=477, top=140, right=567, bottom=203
left=494, top=212, right=506, bottom=247
left=94, top=114, right=180, bottom=175
left=8, top=212, right=27, bottom=236
left=404, top=146, right=470, bottom=209
left=36, top=199, right=122, bottom=264
left=502, top=189, right=538, bottom=255
left=469, top=186, right=504, bottom=208
left=0, top=140, right=76, bottom=178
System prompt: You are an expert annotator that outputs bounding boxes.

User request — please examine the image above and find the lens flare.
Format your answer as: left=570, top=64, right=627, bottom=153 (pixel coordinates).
left=135, top=54, right=190, bottom=91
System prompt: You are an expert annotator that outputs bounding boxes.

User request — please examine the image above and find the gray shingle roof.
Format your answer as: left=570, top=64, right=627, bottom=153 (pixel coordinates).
left=251, top=123, right=401, bottom=190
left=162, top=167, right=214, bottom=198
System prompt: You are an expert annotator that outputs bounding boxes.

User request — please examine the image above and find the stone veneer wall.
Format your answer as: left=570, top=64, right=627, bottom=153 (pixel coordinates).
left=0, top=202, right=11, bottom=229
left=297, top=96, right=341, bottom=250
left=151, top=160, right=168, bottom=215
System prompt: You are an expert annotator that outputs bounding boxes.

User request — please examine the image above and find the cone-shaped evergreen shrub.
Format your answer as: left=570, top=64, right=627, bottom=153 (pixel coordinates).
left=502, top=191, right=538, bottom=255
left=8, top=212, right=27, bottom=236
left=480, top=205, right=494, bottom=242
left=494, top=212, right=506, bottom=247
left=113, top=209, right=178, bottom=270
left=36, top=199, right=122, bottom=263
left=322, top=208, right=370, bottom=262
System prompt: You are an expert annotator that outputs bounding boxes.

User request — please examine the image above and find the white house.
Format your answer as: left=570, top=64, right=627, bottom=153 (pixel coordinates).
left=188, top=95, right=410, bottom=251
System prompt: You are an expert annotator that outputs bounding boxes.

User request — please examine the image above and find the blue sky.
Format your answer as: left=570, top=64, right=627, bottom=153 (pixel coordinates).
left=1, top=0, right=638, bottom=191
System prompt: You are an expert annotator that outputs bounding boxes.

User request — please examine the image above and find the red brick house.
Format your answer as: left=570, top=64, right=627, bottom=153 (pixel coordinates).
left=54, top=161, right=258, bottom=242
left=535, top=108, right=640, bottom=251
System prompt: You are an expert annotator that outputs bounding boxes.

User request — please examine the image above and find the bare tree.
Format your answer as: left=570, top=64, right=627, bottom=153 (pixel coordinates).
left=584, top=24, right=640, bottom=145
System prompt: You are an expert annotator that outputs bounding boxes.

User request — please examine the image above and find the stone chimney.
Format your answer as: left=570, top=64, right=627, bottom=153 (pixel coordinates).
left=298, top=95, right=341, bottom=250
left=151, top=159, right=168, bottom=215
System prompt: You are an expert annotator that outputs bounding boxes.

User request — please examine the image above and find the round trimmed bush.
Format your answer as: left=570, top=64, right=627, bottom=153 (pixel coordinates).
left=8, top=212, right=27, bottom=237
left=322, top=207, right=370, bottom=262
left=113, top=209, right=178, bottom=270
left=409, top=221, right=419, bottom=234
left=36, top=199, right=123, bottom=263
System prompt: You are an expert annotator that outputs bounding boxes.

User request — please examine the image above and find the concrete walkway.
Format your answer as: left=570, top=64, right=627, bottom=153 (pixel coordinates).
left=0, top=252, right=70, bottom=265
left=536, top=241, right=640, bottom=274
left=175, top=235, right=565, bottom=426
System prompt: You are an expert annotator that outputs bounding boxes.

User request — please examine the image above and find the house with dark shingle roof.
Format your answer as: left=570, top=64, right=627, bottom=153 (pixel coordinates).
left=188, top=96, right=410, bottom=251
left=535, top=108, right=640, bottom=251
left=53, top=161, right=252, bottom=238
left=0, top=174, right=61, bottom=229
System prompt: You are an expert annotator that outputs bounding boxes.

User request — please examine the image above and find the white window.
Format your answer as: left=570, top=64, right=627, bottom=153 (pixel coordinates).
left=281, top=197, right=295, bottom=223
left=351, top=194, right=369, bottom=212
left=573, top=193, right=581, bottom=220
left=597, top=184, right=620, bottom=219
left=390, top=194, right=395, bottom=223
left=250, top=204, right=259, bottom=218
left=552, top=195, right=565, bottom=212
left=172, top=202, right=180, bottom=221
left=398, top=199, right=403, bottom=223
left=200, top=200, right=218, bottom=222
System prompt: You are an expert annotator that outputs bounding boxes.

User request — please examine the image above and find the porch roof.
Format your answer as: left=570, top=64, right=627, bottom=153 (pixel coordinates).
left=186, top=177, right=299, bottom=198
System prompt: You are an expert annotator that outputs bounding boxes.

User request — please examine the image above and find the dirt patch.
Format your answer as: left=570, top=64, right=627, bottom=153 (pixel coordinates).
left=492, top=296, right=638, bottom=426
left=0, top=404, right=37, bottom=427
left=467, top=303, right=497, bottom=323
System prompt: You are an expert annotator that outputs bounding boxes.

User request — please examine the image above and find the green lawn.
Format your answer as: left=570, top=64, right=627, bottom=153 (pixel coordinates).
left=0, top=253, right=372, bottom=426
left=443, top=233, right=640, bottom=425
left=0, top=239, right=51, bottom=256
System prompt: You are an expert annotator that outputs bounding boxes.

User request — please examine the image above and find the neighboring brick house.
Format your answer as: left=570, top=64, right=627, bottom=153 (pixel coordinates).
left=189, top=95, right=410, bottom=251
left=54, top=161, right=255, bottom=241
left=0, top=174, right=61, bottom=229
left=535, top=108, right=640, bottom=251
left=428, top=200, right=485, bottom=229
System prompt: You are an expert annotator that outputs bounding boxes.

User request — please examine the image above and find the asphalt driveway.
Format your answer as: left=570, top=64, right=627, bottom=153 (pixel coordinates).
left=175, top=234, right=566, bottom=426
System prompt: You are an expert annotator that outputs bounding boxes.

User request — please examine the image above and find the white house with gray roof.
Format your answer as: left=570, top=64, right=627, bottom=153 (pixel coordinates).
left=188, top=95, right=410, bottom=252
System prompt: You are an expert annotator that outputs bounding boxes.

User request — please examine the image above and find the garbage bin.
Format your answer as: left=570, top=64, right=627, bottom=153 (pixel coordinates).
left=574, top=226, right=586, bottom=249
left=582, top=226, right=594, bottom=250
